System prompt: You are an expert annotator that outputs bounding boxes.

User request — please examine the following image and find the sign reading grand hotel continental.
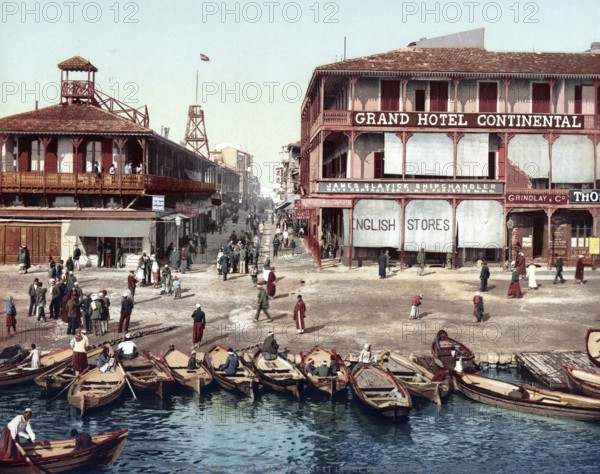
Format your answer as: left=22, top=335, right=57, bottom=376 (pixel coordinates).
left=318, top=181, right=504, bottom=194
left=352, top=112, right=583, bottom=129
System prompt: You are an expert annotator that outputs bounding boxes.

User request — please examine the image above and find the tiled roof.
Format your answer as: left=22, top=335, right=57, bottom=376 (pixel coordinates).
left=58, top=56, right=98, bottom=72
left=0, top=103, right=151, bottom=135
left=316, top=47, right=600, bottom=76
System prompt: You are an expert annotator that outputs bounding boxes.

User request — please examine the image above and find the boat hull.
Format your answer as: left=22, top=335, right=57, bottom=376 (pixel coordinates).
left=300, top=346, right=350, bottom=398
left=564, top=366, right=600, bottom=399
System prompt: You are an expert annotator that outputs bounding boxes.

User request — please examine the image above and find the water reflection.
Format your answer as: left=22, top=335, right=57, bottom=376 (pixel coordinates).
left=0, top=369, right=598, bottom=473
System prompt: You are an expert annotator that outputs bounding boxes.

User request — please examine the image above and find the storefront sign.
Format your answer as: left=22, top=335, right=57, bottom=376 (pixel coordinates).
left=152, top=195, right=165, bottom=212
left=404, top=200, right=453, bottom=253
left=318, top=181, right=503, bottom=195
left=352, top=112, right=583, bottom=129
left=507, top=192, right=568, bottom=204
left=569, top=190, right=600, bottom=204
left=352, top=200, right=401, bottom=248
left=296, top=197, right=354, bottom=209
left=176, top=202, right=193, bottom=215
left=589, top=237, right=600, bottom=255
left=295, top=209, right=311, bottom=219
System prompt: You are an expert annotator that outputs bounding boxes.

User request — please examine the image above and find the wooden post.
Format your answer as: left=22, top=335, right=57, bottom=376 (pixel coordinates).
left=451, top=199, right=457, bottom=270
left=348, top=204, right=353, bottom=270
left=400, top=198, right=406, bottom=271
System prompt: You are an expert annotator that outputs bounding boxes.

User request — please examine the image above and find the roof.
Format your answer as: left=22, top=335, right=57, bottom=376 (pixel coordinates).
left=316, top=47, right=600, bottom=77
left=0, top=103, right=152, bottom=135
left=58, top=56, right=98, bottom=72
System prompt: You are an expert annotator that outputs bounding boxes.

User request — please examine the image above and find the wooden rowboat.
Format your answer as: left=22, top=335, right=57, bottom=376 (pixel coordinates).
left=564, top=365, right=600, bottom=398
left=0, top=428, right=128, bottom=474
left=246, top=349, right=306, bottom=400
left=453, top=370, right=600, bottom=421
left=0, top=347, right=75, bottom=387
left=431, top=330, right=476, bottom=371
left=120, top=350, right=174, bottom=399
left=34, top=347, right=103, bottom=394
left=67, top=366, right=127, bottom=416
left=377, top=350, right=450, bottom=405
left=349, top=363, right=412, bottom=422
left=0, top=344, right=28, bottom=369
left=300, top=346, right=350, bottom=399
left=204, top=345, right=259, bottom=398
left=585, top=328, right=600, bottom=368
left=162, top=346, right=213, bottom=395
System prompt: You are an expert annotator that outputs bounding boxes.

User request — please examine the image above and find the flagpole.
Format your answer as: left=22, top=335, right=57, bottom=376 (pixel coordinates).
left=195, top=69, right=199, bottom=104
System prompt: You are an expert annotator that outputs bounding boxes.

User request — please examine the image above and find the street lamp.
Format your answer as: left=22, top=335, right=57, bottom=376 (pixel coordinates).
left=175, top=215, right=182, bottom=248
left=507, top=218, right=514, bottom=268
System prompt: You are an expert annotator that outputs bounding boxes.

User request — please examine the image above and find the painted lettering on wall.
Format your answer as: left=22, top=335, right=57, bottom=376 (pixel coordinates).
left=352, top=218, right=397, bottom=232
left=406, top=218, right=450, bottom=231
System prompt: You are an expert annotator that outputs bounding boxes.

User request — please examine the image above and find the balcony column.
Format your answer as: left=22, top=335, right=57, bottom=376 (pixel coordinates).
left=40, top=137, right=53, bottom=202
left=136, top=137, right=147, bottom=188
left=451, top=198, right=457, bottom=270
left=503, top=77, right=511, bottom=114
left=452, top=77, right=461, bottom=113
left=548, top=78, right=556, bottom=113
left=349, top=76, right=357, bottom=111
left=401, top=77, right=409, bottom=111
left=71, top=137, right=83, bottom=198
left=543, top=132, right=558, bottom=187
left=589, top=134, right=599, bottom=188
left=319, top=75, right=327, bottom=116
left=0, top=134, right=5, bottom=191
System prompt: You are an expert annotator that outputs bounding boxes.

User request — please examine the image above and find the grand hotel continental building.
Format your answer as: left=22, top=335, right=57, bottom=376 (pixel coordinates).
left=297, top=40, right=600, bottom=269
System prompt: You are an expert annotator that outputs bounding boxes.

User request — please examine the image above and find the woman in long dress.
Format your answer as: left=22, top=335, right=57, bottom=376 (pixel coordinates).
left=267, top=267, right=276, bottom=299
left=575, top=255, right=585, bottom=284
left=526, top=263, right=538, bottom=290
left=507, top=270, right=523, bottom=298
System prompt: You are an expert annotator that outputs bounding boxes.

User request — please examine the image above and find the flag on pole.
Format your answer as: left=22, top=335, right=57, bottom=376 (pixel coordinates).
left=200, top=54, right=210, bottom=61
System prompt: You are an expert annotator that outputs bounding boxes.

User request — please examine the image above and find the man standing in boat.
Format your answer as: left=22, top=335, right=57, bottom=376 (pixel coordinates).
left=0, top=408, right=36, bottom=460
left=70, top=329, right=89, bottom=376
left=192, top=304, right=206, bottom=349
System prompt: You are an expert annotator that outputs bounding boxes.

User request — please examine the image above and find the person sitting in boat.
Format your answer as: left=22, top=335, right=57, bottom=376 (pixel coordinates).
left=187, top=350, right=198, bottom=370
left=261, top=330, right=279, bottom=361
left=70, top=429, right=94, bottom=451
left=0, top=408, right=35, bottom=460
left=218, top=348, right=239, bottom=375
left=454, top=356, right=464, bottom=373
left=306, top=360, right=316, bottom=375
left=508, top=385, right=530, bottom=400
left=315, top=360, right=330, bottom=377
left=97, top=345, right=116, bottom=373
left=117, top=333, right=138, bottom=360
left=358, top=344, right=374, bottom=364
left=23, top=343, right=40, bottom=370
left=329, top=356, right=341, bottom=375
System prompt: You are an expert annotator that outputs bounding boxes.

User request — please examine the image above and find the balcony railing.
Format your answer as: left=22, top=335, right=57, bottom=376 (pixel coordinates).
left=0, top=172, right=218, bottom=195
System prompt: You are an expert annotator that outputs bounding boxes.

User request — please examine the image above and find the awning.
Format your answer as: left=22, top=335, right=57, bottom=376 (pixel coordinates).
left=275, top=201, right=292, bottom=210
left=66, top=219, right=150, bottom=238
left=158, top=213, right=191, bottom=222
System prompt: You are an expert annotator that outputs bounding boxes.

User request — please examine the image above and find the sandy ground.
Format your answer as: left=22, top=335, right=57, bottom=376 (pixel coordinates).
left=3, top=212, right=599, bottom=361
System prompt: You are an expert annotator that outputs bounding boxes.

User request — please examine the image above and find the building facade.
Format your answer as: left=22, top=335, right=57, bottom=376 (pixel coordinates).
left=299, top=40, right=600, bottom=268
left=0, top=56, right=219, bottom=265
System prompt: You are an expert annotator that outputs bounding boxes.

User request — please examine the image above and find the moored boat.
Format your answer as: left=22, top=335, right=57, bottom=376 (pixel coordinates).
left=67, top=366, right=127, bottom=416
left=585, top=328, right=600, bottom=369
left=0, top=347, right=74, bottom=387
left=349, top=363, right=412, bottom=422
left=34, top=346, right=103, bottom=394
left=377, top=349, right=450, bottom=405
left=564, top=365, right=600, bottom=398
left=246, top=349, right=306, bottom=399
left=300, top=346, right=350, bottom=399
left=453, top=370, right=600, bottom=421
left=204, top=345, right=259, bottom=398
left=431, top=330, right=476, bottom=371
left=0, top=428, right=128, bottom=474
left=162, top=346, right=213, bottom=395
left=120, top=350, right=174, bottom=399
left=0, top=344, right=28, bottom=369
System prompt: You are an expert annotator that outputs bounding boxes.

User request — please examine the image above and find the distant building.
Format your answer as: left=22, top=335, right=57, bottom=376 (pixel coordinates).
left=211, top=144, right=257, bottom=209
left=0, top=56, right=218, bottom=265
left=299, top=31, right=600, bottom=268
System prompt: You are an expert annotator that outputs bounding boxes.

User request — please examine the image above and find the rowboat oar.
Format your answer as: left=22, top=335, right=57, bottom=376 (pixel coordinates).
left=16, top=442, right=46, bottom=474
left=46, top=366, right=90, bottom=404
left=118, top=362, right=138, bottom=401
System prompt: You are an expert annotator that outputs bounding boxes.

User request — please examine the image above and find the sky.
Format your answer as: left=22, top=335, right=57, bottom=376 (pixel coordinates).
left=1, top=0, right=599, bottom=190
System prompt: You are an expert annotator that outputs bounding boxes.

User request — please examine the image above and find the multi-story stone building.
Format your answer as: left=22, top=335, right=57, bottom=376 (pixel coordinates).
left=298, top=35, right=600, bottom=269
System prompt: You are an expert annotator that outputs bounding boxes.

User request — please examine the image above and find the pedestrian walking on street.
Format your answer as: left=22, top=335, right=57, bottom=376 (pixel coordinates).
left=377, top=250, right=387, bottom=279
left=417, top=248, right=426, bottom=276
left=526, top=263, right=538, bottom=290
left=219, top=252, right=230, bottom=281
left=127, top=270, right=137, bottom=303
left=507, top=270, right=523, bottom=298
left=250, top=263, right=258, bottom=285
left=27, top=278, right=38, bottom=316
left=254, top=286, right=273, bottom=322
left=73, top=245, right=81, bottom=271
left=409, top=294, right=423, bottom=319
left=575, top=255, right=585, bottom=284
left=262, top=257, right=271, bottom=283
left=192, top=304, right=206, bottom=348
left=553, top=255, right=565, bottom=284
left=479, top=261, right=490, bottom=291
left=293, top=295, right=306, bottom=334
left=5, top=296, right=17, bottom=336
left=473, top=291, right=484, bottom=322
left=516, top=252, right=526, bottom=280
left=118, top=292, right=134, bottom=333
left=267, top=267, right=277, bottom=299
left=35, top=281, right=47, bottom=322
left=17, top=244, right=28, bottom=274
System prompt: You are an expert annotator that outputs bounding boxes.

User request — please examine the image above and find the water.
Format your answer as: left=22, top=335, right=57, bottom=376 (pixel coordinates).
left=2, top=368, right=598, bottom=474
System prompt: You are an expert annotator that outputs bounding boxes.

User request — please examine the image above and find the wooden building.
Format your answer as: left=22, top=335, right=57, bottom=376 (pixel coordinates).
left=0, top=56, right=218, bottom=265
left=298, top=40, right=600, bottom=269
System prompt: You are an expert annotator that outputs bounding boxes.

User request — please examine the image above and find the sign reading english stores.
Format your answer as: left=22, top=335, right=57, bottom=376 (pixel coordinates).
left=352, top=111, right=583, bottom=129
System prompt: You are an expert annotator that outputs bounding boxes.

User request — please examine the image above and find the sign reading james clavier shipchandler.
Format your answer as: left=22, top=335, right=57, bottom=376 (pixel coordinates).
left=352, top=112, right=583, bottom=129
left=318, top=181, right=504, bottom=194
left=570, top=190, right=600, bottom=204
